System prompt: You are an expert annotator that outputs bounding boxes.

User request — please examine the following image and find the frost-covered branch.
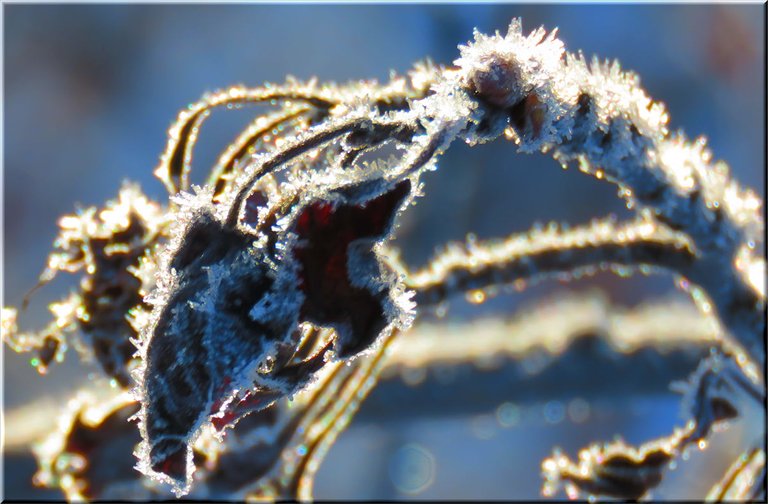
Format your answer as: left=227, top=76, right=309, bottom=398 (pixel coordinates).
left=391, top=216, right=695, bottom=308
left=542, top=351, right=765, bottom=500
left=445, top=20, right=764, bottom=361
left=707, top=446, right=765, bottom=502
left=2, top=184, right=166, bottom=385
left=156, top=64, right=439, bottom=195
left=206, top=106, right=314, bottom=199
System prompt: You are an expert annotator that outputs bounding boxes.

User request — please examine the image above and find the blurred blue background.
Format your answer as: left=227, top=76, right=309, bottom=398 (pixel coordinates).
left=3, top=4, right=764, bottom=500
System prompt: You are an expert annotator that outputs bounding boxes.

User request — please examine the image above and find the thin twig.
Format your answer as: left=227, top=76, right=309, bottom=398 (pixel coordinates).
left=393, top=216, right=694, bottom=308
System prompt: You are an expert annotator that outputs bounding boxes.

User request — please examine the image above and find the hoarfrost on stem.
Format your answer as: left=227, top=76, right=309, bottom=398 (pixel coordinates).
left=3, top=17, right=764, bottom=501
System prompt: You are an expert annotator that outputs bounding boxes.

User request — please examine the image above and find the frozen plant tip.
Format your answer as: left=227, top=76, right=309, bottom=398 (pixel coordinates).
left=134, top=132, right=422, bottom=491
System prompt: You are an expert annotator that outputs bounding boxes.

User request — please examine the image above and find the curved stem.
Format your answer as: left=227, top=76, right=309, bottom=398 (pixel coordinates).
left=396, top=217, right=695, bottom=308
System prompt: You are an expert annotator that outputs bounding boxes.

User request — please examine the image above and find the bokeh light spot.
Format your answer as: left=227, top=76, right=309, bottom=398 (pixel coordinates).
left=388, top=443, right=436, bottom=495
left=496, top=401, right=521, bottom=428
left=567, top=398, right=590, bottom=423
left=543, top=400, right=565, bottom=424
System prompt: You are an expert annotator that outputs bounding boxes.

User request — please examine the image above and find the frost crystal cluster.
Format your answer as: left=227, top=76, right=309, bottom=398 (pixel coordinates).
left=3, top=19, right=764, bottom=501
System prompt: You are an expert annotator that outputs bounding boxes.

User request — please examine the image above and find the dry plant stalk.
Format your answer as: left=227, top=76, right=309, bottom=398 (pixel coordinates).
left=3, top=19, right=764, bottom=501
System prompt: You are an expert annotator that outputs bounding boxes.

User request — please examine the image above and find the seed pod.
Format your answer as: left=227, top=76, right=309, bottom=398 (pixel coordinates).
left=135, top=169, right=416, bottom=493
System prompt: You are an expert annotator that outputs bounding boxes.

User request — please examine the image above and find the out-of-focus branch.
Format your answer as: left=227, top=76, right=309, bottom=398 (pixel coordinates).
left=387, top=292, right=716, bottom=370
left=706, top=447, right=765, bottom=502
left=6, top=294, right=745, bottom=501
left=541, top=351, right=765, bottom=500
left=4, top=293, right=721, bottom=453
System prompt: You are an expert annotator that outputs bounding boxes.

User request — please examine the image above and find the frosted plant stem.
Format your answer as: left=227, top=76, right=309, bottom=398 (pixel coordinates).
left=396, top=216, right=695, bottom=308
left=237, top=329, right=400, bottom=500
left=224, top=114, right=416, bottom=227
left=450, top=20, right=765, bottom=363
left=156, top=70, right=438, bottom=195
left=156, top=84, right=335, bottom=195
left=542, top=349, right=765, bottom=501
left=5, top=18, right=765, bottom=502
left=706, top=446, right=765, bottom=501
left=206, top=106, right=313, bottom=198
